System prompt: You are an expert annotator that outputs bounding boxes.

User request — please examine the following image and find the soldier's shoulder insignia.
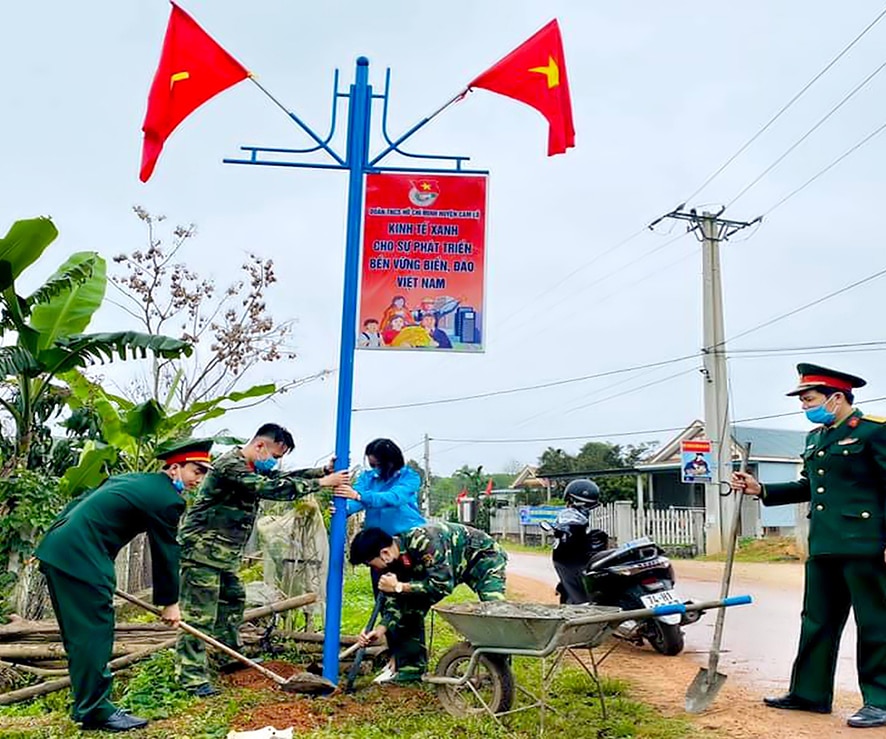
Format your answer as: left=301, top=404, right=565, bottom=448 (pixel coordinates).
left=863, top=415, right=886, bottom=424
left=422, top=553, right=434, bottom=567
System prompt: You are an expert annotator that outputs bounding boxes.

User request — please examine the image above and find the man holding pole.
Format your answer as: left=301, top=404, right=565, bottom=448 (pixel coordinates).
left=174, top=424, right=347, bottom=696
left=732, top=363, right=886, bottom=729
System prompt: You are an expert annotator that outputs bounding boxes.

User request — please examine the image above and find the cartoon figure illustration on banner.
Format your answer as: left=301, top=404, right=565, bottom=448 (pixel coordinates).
left=358, top=318, right=382, bottom=348
left=380, top=295, right=413, bottom=332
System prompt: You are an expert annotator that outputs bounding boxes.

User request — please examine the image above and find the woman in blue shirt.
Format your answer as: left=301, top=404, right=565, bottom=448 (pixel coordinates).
left=334, top=438, right=425, bottom=683
left=335, top=438, right=425, bottom=536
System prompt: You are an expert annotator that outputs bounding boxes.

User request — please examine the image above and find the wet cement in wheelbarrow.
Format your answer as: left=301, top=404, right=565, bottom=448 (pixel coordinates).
left=439, top=601, right=616, bottom=618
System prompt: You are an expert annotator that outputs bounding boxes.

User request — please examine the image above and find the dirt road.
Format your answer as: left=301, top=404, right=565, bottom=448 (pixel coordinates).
left=506, top=552, right=886, bottom=738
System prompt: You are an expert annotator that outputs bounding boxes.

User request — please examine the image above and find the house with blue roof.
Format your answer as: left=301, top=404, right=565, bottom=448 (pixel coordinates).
left=637, top=419, right=808, bottom=537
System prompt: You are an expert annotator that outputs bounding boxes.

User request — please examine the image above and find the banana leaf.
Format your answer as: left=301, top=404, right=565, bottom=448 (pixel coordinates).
left=59, top=441, right=118, bottom=497
left=29, top=252, right=107, bottom=351
left=0, top=217, right=58, bottom=280
left=24, top=254, right=100, bottom=315
left=0, top=346, right=41, bottom=379
left=121, top=399, right=166, bottom=439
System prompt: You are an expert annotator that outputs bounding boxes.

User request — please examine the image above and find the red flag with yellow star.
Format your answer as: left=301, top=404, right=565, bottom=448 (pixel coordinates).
left=468, top=20, right=575, bottom=156
left=140, top=3, right=249, bottom=182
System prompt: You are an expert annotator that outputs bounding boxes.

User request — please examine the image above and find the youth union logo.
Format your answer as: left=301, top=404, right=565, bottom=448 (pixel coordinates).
left=408, top=179, right=440, bottom=207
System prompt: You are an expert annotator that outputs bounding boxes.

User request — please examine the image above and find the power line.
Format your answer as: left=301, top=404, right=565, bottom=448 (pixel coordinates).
left=513, top=358, right=679, bottom=429
left=716, top=264, right=886, bottom=348
left=683, top=4, right=886, bottom=204
left=727, top=56, right=886, bottom=208
left=357, top=334, right=886, bottom=415
left=564, top=367, right=700, bottom=416
left=763, top=118, right=886, bottom=216
left=494, top=227, right=648, bottom=332
left=352, top=353, right=699, bottom=412
left=429, top=396, right=886, bottom=445
left=729, top=340, right=886, bottom=353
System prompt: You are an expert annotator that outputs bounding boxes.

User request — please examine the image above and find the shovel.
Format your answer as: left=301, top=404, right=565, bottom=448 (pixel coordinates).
left=344, top=592, right=385, bottom=692
left=685, top=442, right=751, bottom=713
left=114, top=589, right=336, bottom=695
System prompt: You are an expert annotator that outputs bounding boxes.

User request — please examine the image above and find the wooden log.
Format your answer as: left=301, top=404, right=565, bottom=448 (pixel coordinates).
left=0, top=638, right=176, bottom=705
left=273, top=630, right=360, bottom=645
left=0, top=660, right=68, bottom=677
left=0, top=592, right=317, bottom=642
left=0, top=643, right=147, bottom=661
left=0, top=621, right=178, bottom=639
left=240, top=593, right=317, bottom=621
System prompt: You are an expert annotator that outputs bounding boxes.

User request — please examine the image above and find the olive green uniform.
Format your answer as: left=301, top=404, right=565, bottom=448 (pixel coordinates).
left=380, top=522, right=507, bottom=673
left=35, top=473, right=184, bottom=726
left=175, top=448, right=326, bottom=689
left=762, top=409, right=886, bottom=709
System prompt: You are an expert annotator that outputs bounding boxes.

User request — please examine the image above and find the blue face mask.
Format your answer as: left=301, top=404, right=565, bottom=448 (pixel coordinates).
left=805, top=402, right=837, bottom=426
left=254, top=456, right=277, bottom=474
left=172, top=477, right=185, bottom=493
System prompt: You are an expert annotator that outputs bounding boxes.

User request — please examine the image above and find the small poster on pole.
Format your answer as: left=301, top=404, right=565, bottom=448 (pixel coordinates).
left=358, top=172, right=487, bottom=352
left=681, top=439, right=713, bottom=483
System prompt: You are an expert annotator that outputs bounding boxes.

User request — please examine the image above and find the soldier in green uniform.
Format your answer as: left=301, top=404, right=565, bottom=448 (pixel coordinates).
left=34, top=438, right=213, bottom=732
left=349, top=522, right=508, bottom=684
left=174, top=423, right=348, bottom=695
left=733, top=364, right=886, bottom=730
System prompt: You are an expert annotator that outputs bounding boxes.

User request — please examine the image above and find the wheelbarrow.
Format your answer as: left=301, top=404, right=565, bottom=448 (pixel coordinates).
left=424, top=595, right=752, bottom=734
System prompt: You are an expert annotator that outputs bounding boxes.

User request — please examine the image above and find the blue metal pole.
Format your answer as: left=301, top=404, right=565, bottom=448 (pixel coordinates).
left=323, top=56, right=372, bottom=684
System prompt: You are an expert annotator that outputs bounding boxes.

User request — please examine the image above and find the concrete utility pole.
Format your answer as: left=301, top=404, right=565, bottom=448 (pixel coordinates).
left=653, top=208, right=759, bottom=554
left=423, top=433, right=431, bottom=517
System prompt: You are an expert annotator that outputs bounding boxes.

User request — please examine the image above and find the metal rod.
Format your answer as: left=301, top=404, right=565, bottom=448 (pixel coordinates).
left=248, top=76, right=346, bottom=166
left=223, top=158, right=346, bottom=171
left=322, top=56, right=373, bottom=685
left=369, top=82, right=468, bottom=167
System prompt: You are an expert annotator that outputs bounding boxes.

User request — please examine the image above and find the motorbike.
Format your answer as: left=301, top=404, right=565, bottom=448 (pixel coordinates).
left=540, top=520, right=701, bottom=656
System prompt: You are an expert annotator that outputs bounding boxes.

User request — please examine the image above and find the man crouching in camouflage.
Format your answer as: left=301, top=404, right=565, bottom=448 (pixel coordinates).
left=175, top=423, right=348, bottom=696
left=349, top=522, right=507, bottom=684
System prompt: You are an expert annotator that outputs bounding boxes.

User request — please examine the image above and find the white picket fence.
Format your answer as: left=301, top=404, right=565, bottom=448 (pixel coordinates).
left=491, top=502, right=706, bottom=554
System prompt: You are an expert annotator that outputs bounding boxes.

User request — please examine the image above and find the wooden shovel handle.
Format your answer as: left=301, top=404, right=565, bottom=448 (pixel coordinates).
left=114, top=589, right=287, bottom=686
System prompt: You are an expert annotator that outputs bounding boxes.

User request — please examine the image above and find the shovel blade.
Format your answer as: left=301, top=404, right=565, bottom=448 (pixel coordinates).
left=685, top=667, right=727, bottom=713
left=281, top=671, right=337, bottom=695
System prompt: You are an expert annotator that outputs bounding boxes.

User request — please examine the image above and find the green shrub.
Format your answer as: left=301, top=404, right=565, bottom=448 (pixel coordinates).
left=118, top=650, right=194, bottom=719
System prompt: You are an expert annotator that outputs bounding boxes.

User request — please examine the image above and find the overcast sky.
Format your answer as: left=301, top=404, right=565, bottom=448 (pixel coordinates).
left=5, top=1, right=886, bottom=475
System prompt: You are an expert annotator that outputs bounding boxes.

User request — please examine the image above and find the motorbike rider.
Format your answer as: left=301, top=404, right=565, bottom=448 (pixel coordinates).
left=552, top=479, right=610, bottom=604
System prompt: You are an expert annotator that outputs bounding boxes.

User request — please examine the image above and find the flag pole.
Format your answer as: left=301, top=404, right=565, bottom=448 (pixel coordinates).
left=322, top=56, right=372, bottom=685
left=368, top=86, right=468, bottom=167
left=248, top=75, right=346, bottom=165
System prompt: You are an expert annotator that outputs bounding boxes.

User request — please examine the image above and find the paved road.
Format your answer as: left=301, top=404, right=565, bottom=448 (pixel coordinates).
left=507, top=551, right=860, bottom=695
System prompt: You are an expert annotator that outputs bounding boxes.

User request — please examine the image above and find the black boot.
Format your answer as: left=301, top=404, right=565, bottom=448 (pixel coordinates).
left=82, top=709, right=149, bottom=732
left=763, top=694, right=831, bottom=714
left=847, top=705, right=886, bottom=728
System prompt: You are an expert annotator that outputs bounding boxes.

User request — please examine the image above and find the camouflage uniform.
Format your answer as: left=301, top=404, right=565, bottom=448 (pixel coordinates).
left=380, top=522, right=507, bottom=673
left=175, top=448, right=326, bottom=689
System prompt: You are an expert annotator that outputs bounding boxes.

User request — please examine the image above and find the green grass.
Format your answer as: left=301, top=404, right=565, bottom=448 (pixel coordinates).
left=697, top=536, right=802, bottom=563
left=0, top=567, right=714, bottom=739
left=500, top=540, right=551, bottom=554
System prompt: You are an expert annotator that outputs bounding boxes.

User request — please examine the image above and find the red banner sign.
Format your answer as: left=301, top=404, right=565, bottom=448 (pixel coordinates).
left=358, top=173, right=487, bottom=352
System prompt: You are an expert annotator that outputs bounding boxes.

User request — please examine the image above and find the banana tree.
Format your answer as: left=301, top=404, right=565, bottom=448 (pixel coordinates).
left=0, top=218, right=193, bottom=472
left=61, top=369, right=270, bottom=492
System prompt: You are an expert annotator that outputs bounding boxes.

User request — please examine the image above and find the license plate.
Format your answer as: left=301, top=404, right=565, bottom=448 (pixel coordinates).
left=640, top=590, right=680, bottom=608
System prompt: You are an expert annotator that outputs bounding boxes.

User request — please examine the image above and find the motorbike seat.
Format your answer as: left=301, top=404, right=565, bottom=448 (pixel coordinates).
left=586, top=548, right=618, bottom=569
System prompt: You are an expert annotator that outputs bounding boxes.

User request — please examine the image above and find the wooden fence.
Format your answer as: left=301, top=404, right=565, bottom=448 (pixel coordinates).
left=491, top=502, right=706, bottom=556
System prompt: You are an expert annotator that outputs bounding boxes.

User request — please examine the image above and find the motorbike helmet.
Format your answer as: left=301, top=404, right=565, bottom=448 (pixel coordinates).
left=563, top=479, right=601, bottom=511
